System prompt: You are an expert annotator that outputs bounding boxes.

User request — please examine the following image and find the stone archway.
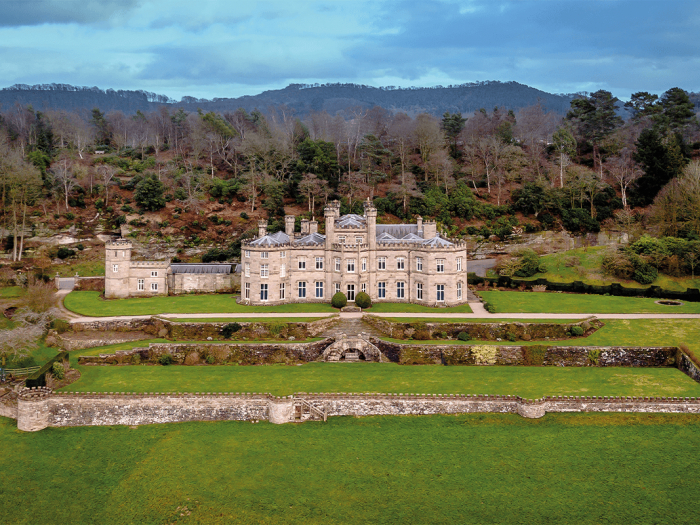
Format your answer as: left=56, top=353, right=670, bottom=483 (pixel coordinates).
left=321, top=334, right=387, bottom=362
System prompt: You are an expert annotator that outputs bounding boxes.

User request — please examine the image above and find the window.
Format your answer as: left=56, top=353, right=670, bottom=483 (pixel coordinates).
left=260, top=264, right=269, bottom=278
left=298, top=281, right=307, bottom=298
left=112, top=264, right=119, bottom=273
left=316, top=257, right=324, bottom=270
left=457, top=282, right=462, bottom=300
left=244, top=282, right=250, bottom=299
left=280, top=264, right=286, bottom=277
left=280, top=251, right=286, bottom=258
left=260, top=283, right=268, bottom=301
left=347, top=259, right=355, bottom=273
left=416, top=282, right=423, bottom=300
left=416, top=257, right=423, bottom=271
left=334, top=283, right=341, bottom=295
left=338, top=236, right=346, bottom=244
left=315, top=281, right=324, bottom=298
left=397, top=257, right=405, bottom=270
left=298, top=258, right=306, bottom=270
left=137, top=279, right=144, bottom=291
left=355, top=236, right=363, bottom=244
left=244, top=263, right=250, bottom=277
left=361, top=283, right=366, bottom=294
left=347, top=284, right=355, bottom=301
left=245, top=250, right=250, bottom=258
left=378, top=257, right=386, bottom=270
left=457, top=257, right=462, bottom=271
left=361, top=258, right=367, bottom=272
left=151, top=270, right=158, bottom=277
left=437, top=259, right=445, bottom=273
left=436, top=284, right=445, bottom=302
left=151, top=282, right=158, bottom=291
left=378, top=282, right=386, bottom=298
left=396, top=281, right=405, bottom=298
left=335, top=258, right=341, bottom=272
left=261, top=251, right=269, bottom=259
left=279, top=283, right=286, bottom=300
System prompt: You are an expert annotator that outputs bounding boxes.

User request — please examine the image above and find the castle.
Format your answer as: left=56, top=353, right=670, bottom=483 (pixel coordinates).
left=239, top=199, right=468, bottom=306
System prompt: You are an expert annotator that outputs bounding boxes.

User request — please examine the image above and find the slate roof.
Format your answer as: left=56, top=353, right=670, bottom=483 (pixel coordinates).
left=250, top=231, right=290, bottom=247
left=170, top=264, right=232, bottom=274
left=421, top=236, right=454, bottom=247
left=336, top=214, right=366, bottom=228
left=376, top=224, right=419, bottom=238
left=295, top=232, right=326, bottom=245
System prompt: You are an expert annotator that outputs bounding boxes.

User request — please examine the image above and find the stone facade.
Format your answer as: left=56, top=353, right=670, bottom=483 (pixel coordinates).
left=240, top=200, right=469, bottom=306
left=104, top=239, right=234, bottom=298
left=13, top=389, right=700, bottom=431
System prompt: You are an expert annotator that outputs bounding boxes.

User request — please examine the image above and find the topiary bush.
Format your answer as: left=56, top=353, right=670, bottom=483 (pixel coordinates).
left=158, top=354, right=173, bottom=366
left=483, top=302, right=496, bottom=313
left=221, top=322, right=242, bottom=339
left=570, top=326, right=584, bottom=336
left=331, top=292, right=347, bottom=308
left=457, top=331, right=471, bottom=341
left=355, top=292, right=371, bottom=309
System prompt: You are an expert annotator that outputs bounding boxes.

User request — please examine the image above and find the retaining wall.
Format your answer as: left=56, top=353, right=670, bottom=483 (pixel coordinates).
left=13, top=388, right=700, bottom=431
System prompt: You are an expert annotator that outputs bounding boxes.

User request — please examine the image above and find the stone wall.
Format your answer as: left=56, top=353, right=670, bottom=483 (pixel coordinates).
left=169, top=273, right=234, bottom=295
left=679, top=353, right=700, bottom=383
left=13, top=389, right=700, bottom=431
left=372, top=339, right=679, bottom=367
left=73, top=277, right=105, bottom=292
left=78, top=339, right=334, bottom=366
left=364, top=315, right=599, bottom=341
left=0, top=393, right=17, bottom=419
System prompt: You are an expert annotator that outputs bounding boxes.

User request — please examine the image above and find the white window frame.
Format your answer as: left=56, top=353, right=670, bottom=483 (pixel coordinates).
left=316, top=257, right=324, bottom=270
left=137, top=279, right=144, bottom=291
left=397, top=257, right=405, bottom=270
left=457, top=257, right=462, bottom=271
left=315, top=281, right=324, bottom=298
left=151, top=270, right=158, bottom=277
left=244, top=250, right=250, bottom=258
left=334, top=283, right=341, bottom=295
left=416, top=282, right=423, bottom=300
left=280, top=264, right=286, bottom=278
left=298, top=281, right=307, bottom=298
left=151, top=282, right=158, bottom=291
left=437, top=259, right=445, bottom=273
left=335, top=258, right=341, bottom=272
left=347, top=259, right=355, bottom=273
left=244, top=282, right=250, bottom=299
left=355, top=236, right=363, bottom=244
left=361, top=258, right=367, bottom=272
left=244, top=263, right=250, bottom=277
left=279, top=283, right=285, bottom=300
left=347, top=284, right=355, bottom=301
left=361, top=282, right=366, bottom=294
left=436, top=284, right=445, bottom=302
left=260, top=283, right=268, bottom=301
left=378, top=282, right=386, bottom=299
left=298, top=258, right=306, bottom=270
left=378, top=257, right=386, bottom=270
left=112, top=264, right=119, bottom=273
left=396, top=281, right=405, bottom=299
left=457, top=282, right=462, bottom=300
left=261, top=251, right=269, bottom=259
left=280, top=251, right=286, bottom=258
left=416, top=257, right=423, bottom=271
left=260, top=264, right=269, bottom=278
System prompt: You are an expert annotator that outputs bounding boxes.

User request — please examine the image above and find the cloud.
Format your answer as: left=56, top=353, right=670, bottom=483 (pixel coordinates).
left=0, top=0, right=143, bottom=27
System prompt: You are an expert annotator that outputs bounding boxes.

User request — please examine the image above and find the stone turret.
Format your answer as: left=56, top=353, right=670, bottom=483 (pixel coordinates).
left=285, top=215, right=295, bottom=237
left=364, top=198, right=377, bottom=250
left=324, top=200, right=340, bottom=249
left=258, top=219, right=268, bottom=238
left=309, top=219, right=318, bottom=235
left=105, top=238, right=132, bottom=298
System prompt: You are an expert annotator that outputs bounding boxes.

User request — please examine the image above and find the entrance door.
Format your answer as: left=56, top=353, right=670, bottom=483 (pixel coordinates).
left=347, top=284, right=355, bottom=301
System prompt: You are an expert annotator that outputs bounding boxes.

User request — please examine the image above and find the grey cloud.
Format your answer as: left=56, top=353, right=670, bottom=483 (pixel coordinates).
left=0, top=0, right=142, bottom=27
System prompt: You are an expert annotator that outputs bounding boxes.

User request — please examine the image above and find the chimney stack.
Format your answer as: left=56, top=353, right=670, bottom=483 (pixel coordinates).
left=257, top=219, right=268, bottom=238
left=285, top=215, right=295, bottom=237
left=300, top=219, right=309, bottom=235
left=309, top=220, right=318, bottom=234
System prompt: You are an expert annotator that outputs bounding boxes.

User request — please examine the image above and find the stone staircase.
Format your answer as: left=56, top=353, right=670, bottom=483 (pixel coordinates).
left=320, top=317, right=385, bottom=339
left=343, top=351, right=360, bottom=362
left=466, top=285, right=480, bottom=302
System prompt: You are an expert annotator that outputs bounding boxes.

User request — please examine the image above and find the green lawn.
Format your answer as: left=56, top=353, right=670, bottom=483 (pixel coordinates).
left=51, top=259, right=105, bottom=277
left=367, top=302, right=473, bottom=313
left=2, top=413, right=699, bottom=524
left=0, top=286, right=23, bottom=298
left=64, top=291, right=337, bottom=316
left=383, top=317, right=582, bottom=324
left=165, top=316, right=331, bottom=323
left=480, top=290, right=700, bottom=313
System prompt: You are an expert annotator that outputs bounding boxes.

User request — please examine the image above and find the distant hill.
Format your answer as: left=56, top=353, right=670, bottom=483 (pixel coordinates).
left=0, top=81, right=579, bottom=117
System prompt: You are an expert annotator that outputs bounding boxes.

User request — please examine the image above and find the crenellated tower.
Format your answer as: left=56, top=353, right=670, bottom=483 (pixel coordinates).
left=105, top=239, right=132, bottom=298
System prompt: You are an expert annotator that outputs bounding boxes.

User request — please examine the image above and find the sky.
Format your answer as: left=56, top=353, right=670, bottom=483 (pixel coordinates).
left=0, top=0, right=698, bottom=101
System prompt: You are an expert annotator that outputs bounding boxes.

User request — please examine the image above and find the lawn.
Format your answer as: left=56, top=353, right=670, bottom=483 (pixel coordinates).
left=165, top=316, right=331, bottom=323
left=367, top=302, right=473, bottom=313
left=0, top=286, right=23, bottom=298
left=1, top=413, right=699, bottom=525
left=383, top=317, right=581, bottom=324
left=51, top=259, right=105, bottom=277
left=479, top=290, right=700, bottom=313
left=64, top=291, right=337, bottom=316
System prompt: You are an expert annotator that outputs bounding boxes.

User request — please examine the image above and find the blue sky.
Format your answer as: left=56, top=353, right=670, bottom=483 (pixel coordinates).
left=0, top=0, right=697, bottom=101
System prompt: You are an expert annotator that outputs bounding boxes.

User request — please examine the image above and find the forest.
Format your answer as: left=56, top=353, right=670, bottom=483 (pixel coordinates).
left=0, top=86, right=699, bottom=270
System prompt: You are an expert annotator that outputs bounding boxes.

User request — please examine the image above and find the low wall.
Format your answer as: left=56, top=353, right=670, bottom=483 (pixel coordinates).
left=78, top=339, right=334, bottom=366
left=0, top=394, right=17, bottom=419
left=169, top=273, right=234, bottom=295
left=679, top=354, right=700, bottom=383
left=364, top=315, right=597, bottom=341
left=14, top=389, right=700, bottom=431
left=372, top=340, right=679, bottom=367
left=73, top=277, right=105, bottom=292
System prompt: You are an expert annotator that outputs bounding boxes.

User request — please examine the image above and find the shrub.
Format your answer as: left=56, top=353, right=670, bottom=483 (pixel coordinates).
left=221, top=322, right=242, bottom=339
left=633, top=263, right=658, bottom=285
left=51, top=361, right=65, bottom=380
left=268, top=321, right=286, bottom=336
left=506, top=332, right=517, bottom=342
left=51, top=319, right=71, bottom=333
left=434, top=331, right=448, bottom=340
left=205, top=355, right=215, bottom=364
left=471, top=345, right=498, bottom=365
left=483, top=302, right=496, bottom=313
left=56, top=247, right=76, bottom=259
left=134, top=175, right=166, bottom=211
left=522, top=345, right=547, bottom=366
left=588, top=349, right=601, bottom=365
left=131, top=354, right=141, bottom=365
left=64, top=212, right=75, bottom=220
left=413, top=330, right=431, bottom=340
left=570, top=326, right=584, bottom=336
left=240, top=212, right=249, bottom=220
left=355, top=292, right=371, bottom=309
left=331, top=292, right=347, bottom=308
left=158, top=354, right=172, bottom=366
left=457, top=331, right=471, bottom=341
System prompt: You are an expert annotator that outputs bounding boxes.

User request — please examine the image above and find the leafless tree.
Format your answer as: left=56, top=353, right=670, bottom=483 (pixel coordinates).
left=97, top=164, right=118, bottom=206
left=604, top=148, right=642, bottom=208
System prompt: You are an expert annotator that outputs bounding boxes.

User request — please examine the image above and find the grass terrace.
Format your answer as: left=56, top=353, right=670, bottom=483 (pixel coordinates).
left=163, top=317, right=332, bottom=323
left=1, top=413, right=699, bottom=525
left=479, top=290, right=700, bottom=314
left=0, top=286, right=23, bottom=298
left=382, top=317, right=582, bottom=324
left=367, top=302, right=473, bottom=313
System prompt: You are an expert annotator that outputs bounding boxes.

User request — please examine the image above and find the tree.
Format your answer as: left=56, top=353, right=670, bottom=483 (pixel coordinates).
left=633, top=129, right=689, bottom=205
left=625, top=92, right=661, bottom=121
left=651, top=161, right=700, bottom=238
left=298, top=172, right=326, bottom=213
left=2, top=149, right=42, bottom=261
left=97, top=164, right=117, bottom=206
left=134, top=174, right=166, bottom=211
left=90, top=108, right=111, bottom=146
left=551, top=127, right=576, bottom=188
left=658, top=87, right=697, bottom=133
left=441, top=112, right=466, bottom=157
left=49, top=158, right=77, bottom=211
left=0, top=307, right=57, bottom=367
left=414, top=113, right=443, bottom=172
left=604, top=148, right=642, bottom=208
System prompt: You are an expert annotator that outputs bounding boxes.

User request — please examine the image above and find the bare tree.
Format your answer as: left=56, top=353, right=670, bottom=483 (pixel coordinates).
left=0, top=307, right=59, bottom=366
left=50, top=158, right=78, bottom=211
left=97, top=164, right=118, bottom=206
left=604, top=148, right=642, bottom=208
